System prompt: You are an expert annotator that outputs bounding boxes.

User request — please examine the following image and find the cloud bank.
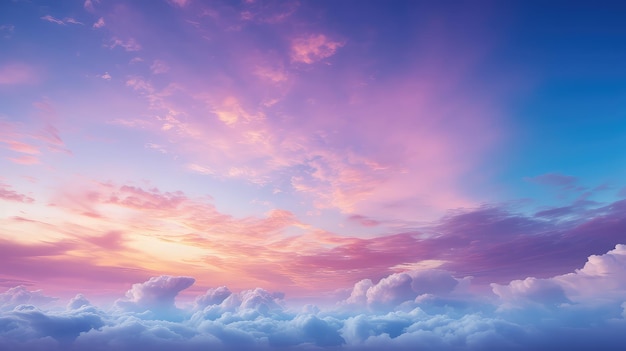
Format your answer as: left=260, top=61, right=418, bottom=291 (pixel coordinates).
left=1, top=245, right=625, bottom=350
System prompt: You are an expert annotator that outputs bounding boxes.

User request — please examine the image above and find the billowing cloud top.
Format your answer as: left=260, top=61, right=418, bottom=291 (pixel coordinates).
left=1, top=245, right=626, bottom=350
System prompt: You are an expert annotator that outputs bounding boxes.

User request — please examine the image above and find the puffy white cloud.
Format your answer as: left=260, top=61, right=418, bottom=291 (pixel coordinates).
left=365, top=273, right=415, bottom=308
left=0, top=304, right=104, bottom=350
left=73, top=317, right=218, bottom=351
left=3, top=247, right=626, bottom=350
left=67, top=294, right=91, bottom=310
left=555, top=244, right=626, bottom=302
left=493, top=244, right=626, bottom=310
left=194, top=287, right=286, bottom=321
left=115, top=276, right=195, bottom=317
left=492, top=277, right=569, bottom=310
left=345, top=279, right=373, bottom=305
left=194, top=286, right=231, bottom=310
left=345, top=270, right=460, bottom=310
left=340, top=309, right=529, bottom=350
left=0, top=286, right=58, bottom=311
left=238, top=288, right=285, bottom=313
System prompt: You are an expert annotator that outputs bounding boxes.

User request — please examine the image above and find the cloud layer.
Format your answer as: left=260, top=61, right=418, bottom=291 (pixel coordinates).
left=1, top=245, right=625, bottom=350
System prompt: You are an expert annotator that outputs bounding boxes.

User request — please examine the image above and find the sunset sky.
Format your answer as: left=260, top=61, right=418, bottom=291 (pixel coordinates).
left=1, top=1, right=626, bottom=350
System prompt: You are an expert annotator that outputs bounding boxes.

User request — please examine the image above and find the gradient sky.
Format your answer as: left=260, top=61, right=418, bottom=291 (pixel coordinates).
left=1, top=1, right=626, bottom=349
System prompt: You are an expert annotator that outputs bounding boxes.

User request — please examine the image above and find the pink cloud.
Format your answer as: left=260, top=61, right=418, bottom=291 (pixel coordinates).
left=0, top=234, right=157, bottom=298
left=0, top=63, right=39, bottom=85
left=8, top=155, right=39, bottom=165
left=125, top=76, right=154, bottom=93
left=291, top=34, right=344, bottom=64
left=168, top=0, right=190, bottom=8
left=4, top=174, right=626, bottom=299
left=348, top=215, right=380, bottom=227
left=5, top=140, right=40, bottom=154
left=254, top=65, right=288, bottom=83
left=0, top=102, right=70, bottom=168
left=84, top=0, right=98, bottom=13
left=212, top=96, right=262, bottom=125
left=106, top=185, right=187, bottom=211
left=80, top=231, right=126, bottom=251
left=0, top=3, right=571, bottom=301
left=108, top=37, right=141, bottom=51
left=92, top=17, right=105, bottom=29
left=150, top=60, right=170, bottom=74
left=103, top=12, right=505, bottom=222
left=27, top=100, right=70, bottom=153
left=187, top=163, right=214, bottom=175
left=0, top=183, right=34, bottom=203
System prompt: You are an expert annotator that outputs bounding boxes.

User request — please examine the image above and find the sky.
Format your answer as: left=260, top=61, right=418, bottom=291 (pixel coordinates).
left=1, top=0, right=626, bottom=350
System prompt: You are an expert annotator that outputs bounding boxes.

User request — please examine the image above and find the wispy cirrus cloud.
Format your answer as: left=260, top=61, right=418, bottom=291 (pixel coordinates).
left=65, top=18, right=84, bottom=25
left=40, top=15, right=65, bottom=25
left=10, top=142, right=39, bottom=155
left=7, top=155, right=40, bottom=165
left=0, top=182, right=34, bottom=203
left=96, top=2, right=505, bottom=223
left=108, top=37, right=141, bottom=51
left=40, top=15, right=83, bottom=26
